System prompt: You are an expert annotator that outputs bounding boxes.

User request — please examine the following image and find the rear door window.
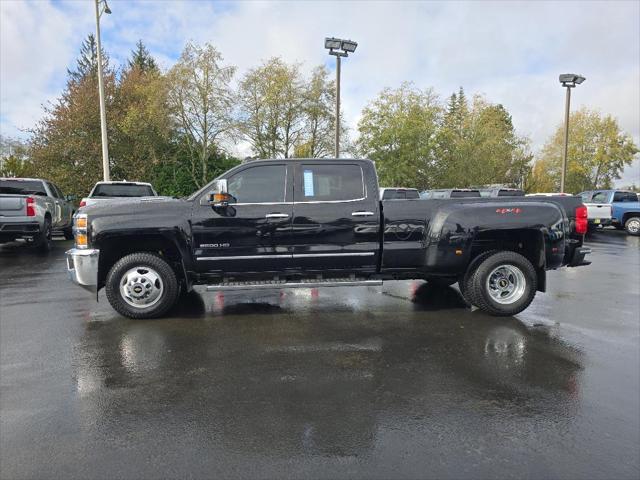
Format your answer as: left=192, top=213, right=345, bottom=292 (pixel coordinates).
left=613, top=192, right=638, bottom=203
left=296, top=164, right=364, bottom=202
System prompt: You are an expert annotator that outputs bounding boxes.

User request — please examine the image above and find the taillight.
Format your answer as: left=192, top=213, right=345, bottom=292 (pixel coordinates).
left=79, top=200, right=86, bottom=207
left=575, top=205, right=588, bottom=235
left=26, top=197, right=36, bottom=217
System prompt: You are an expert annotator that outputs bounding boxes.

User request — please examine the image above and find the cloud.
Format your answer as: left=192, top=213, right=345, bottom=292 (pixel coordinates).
left=1, top=0, right=638, bottom=185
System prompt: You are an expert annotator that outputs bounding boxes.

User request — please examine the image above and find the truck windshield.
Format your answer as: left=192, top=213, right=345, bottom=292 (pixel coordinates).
left=92, top=184, right=155, bottom=197
left=0, top=180, right=47, bottom=196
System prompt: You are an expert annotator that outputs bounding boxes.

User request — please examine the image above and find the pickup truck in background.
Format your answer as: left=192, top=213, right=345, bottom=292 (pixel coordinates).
left=66, top=158, right=591, bottom=319
left=0, top=177, right=74, bottom=250
left=79, top=181, right=158, bottom=208
left=479, top=188, right=525, bottom=198
left=379, top=188, right=420, bottom=200
left=580, top=190, right=640, bottom=235
left=420, top=188, right=481, bottom=199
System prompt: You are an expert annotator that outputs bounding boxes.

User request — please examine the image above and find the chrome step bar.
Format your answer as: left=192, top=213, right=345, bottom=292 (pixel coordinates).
left=206, top=279, right=382, bottom=292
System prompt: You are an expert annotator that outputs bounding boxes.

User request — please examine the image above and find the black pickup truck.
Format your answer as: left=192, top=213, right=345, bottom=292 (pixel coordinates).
left=66, top=159, right=590, bottom=319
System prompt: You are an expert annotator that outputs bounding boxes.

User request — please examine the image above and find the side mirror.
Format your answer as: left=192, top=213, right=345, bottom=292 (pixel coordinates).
left=207, top=179, right=231, bottom=208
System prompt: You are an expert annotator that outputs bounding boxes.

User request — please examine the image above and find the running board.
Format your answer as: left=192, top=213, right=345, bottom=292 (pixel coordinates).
left=206, top=279, right=383, bottom=292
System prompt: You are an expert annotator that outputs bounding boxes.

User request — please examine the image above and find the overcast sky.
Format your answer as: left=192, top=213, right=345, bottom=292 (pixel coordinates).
left=1, top=0, right=639, bottom=185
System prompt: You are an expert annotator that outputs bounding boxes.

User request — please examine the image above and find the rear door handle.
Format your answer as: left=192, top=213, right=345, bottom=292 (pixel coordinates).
left=265, top=213, right=290, bottom=219
left=352, top=211, right=374, bottom=217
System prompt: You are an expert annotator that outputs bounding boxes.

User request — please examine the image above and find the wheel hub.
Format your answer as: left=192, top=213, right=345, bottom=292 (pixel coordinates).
left=486, top=264, right=526, bottom=305
left=120, top=267, right=164, bottom=308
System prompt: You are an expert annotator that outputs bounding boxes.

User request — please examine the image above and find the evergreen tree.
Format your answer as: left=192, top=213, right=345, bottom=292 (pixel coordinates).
left=128, top=40, right=158, bottom=73
left=66, top=34, right=109, bottom=84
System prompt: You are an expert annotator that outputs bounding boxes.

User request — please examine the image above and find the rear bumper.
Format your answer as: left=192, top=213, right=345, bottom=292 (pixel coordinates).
left=0, top=221, right=41, bottom=242
left=589, top=218, right=611, bottom=226
left=568, top=247, right=592, bottom=267
left=66, top=248, right=99, bottom=292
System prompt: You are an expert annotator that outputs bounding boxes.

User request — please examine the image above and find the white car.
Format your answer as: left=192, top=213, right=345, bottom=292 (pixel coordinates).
left=79, top=181, right=158, bottom=208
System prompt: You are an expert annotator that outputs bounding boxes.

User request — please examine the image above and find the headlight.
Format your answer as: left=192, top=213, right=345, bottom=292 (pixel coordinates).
left=74, top=213, right=89, bottom=248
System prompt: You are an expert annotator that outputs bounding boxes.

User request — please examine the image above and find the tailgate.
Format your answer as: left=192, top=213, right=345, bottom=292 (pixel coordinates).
left=585, top=203, right=611, bottom=220
left=0, top=195, right=26, bottom=217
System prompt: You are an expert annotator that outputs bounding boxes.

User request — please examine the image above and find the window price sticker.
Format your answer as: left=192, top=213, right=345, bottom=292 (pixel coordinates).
left=303, top=169, right=314, bottom=197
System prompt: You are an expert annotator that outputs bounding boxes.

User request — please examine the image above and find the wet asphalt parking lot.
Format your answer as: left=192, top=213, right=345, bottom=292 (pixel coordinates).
left=1, top=231, right=639, bottom=479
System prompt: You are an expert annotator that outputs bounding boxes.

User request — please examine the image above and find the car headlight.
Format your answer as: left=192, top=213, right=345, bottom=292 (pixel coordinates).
left=74, top=213, right=90, bottom=249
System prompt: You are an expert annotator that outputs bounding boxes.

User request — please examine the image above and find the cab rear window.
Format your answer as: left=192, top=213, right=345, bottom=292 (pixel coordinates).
left=92, top=184, right=155, bottom=197
left=0, top=180, right=47, bottom=196
left=450, top=190, right=481, bottom=198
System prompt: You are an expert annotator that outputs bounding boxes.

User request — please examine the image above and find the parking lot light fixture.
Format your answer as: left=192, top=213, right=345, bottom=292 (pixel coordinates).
left=324, top=37, right=358, bottom=158
left=95, top=0, right=111, bottom=181
left=559, top=73, right=586, bottom=192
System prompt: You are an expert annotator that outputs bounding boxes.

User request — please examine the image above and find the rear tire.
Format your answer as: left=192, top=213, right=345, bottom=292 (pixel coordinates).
left=624, top=217, right=640, bottom=236
left=36, top=217, right=52, bottom=252
left=458, top=250, right=499, bottom=306
left=469, top=251, right=537, bottom=316
left=105, top=252, right=179, bottom=319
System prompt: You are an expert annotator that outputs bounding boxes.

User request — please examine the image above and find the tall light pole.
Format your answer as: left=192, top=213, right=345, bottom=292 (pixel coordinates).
left=558, top=73, right=585, bottom=193
left=325, top=37, right=357, bottom=158
left=95, top=0, right=111, bottom=181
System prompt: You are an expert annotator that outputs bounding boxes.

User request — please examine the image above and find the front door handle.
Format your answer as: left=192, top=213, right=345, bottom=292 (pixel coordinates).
left=352, top=211, right=374, bottom=217
left=265, top=213, right=290, bottom=219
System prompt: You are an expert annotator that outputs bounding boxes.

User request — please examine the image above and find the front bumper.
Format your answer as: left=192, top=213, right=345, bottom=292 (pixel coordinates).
left=66, top=248, right=99, bottom=292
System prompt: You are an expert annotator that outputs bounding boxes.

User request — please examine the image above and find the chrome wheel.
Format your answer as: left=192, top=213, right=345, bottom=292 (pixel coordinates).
left=486, top=264, right=526, bottom=305
left=627, top=218, right=640, bottom=234
left=119, top=266, right=164, bottom=309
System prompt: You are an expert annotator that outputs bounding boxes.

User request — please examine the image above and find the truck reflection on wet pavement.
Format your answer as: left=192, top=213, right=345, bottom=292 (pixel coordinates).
left=1, top=230, right=638, bottom=479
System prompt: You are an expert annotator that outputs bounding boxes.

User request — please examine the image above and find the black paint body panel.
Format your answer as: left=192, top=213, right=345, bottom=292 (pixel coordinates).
left=82, top=159, right=585, bottom=289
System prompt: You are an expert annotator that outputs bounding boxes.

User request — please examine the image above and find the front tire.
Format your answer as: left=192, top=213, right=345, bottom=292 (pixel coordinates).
left=105, top=253, right=179, bottom=319
left=469, top=251, right=537, bottom=316
left=624, top=217, right=640, bottom=236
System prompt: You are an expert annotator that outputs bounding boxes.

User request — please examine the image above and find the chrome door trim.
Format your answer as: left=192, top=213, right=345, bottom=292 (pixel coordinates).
left=292, top=252, right=375, bottom=258
left=196, top=252, right=376, bottom=261
left=265, top=213, right=290, bottom=219
left=196, top=254, right=292, bottom=261
left=351, top=211, right=374, bottom=216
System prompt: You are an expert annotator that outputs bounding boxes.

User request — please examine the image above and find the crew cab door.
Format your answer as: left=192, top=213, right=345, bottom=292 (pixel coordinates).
left=190, top=163, right=293, bottom=273
left=45, top=181, right=63, bottom=227
left=290, top=162, right=380, bottom=272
